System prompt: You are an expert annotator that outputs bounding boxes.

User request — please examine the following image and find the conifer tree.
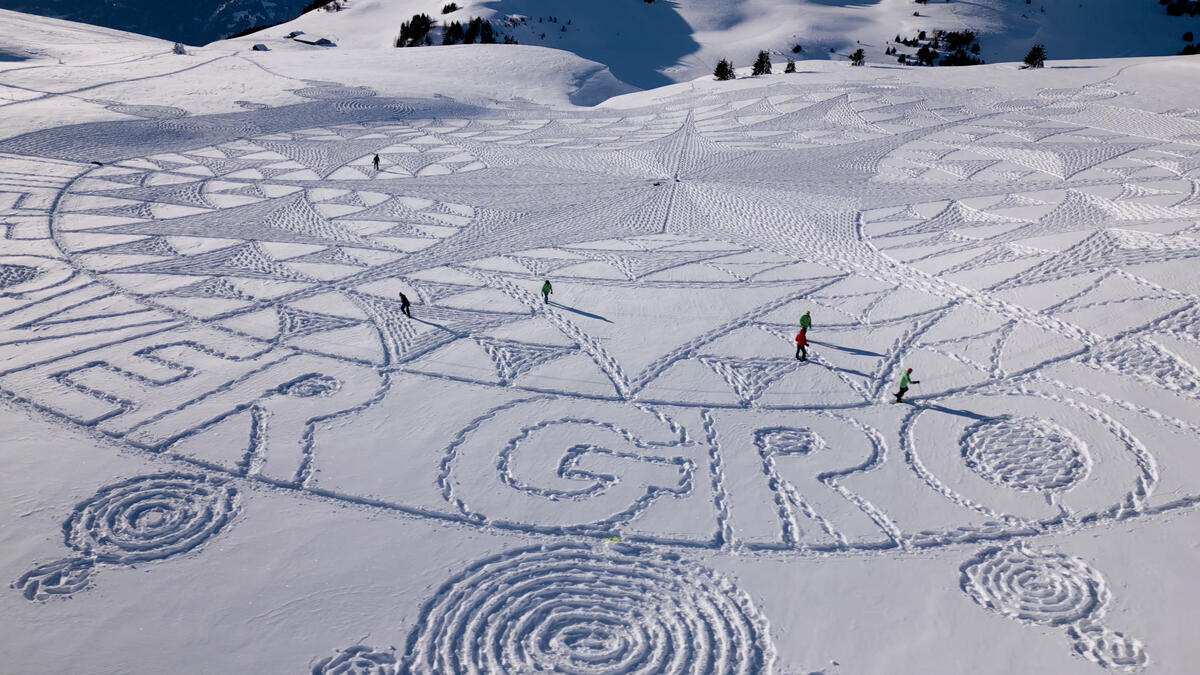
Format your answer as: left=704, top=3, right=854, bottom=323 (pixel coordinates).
left=1023, top=44, right=1046, bottom=68
left=713, top=59, right=736, bottom=81
left=442, top=21, right=464, bottom=45
left=751, top=51, right=772, bottom=76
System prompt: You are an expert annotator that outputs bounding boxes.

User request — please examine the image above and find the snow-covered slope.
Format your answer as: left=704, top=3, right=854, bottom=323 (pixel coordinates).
left=5, top=0, right=1200, bottom=85
left=0, top=0, right=314, bottom=47
left=206, top=0, right=1199, bottom=87
left=5, top=7, right=1200, bottom=675
left=0, top=7, right=168, bottom=63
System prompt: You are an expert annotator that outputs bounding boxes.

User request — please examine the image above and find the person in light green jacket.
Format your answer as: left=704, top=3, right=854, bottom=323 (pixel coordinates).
left=800, top=311, right=811, bottom=330
left=894, top=368, right=919, bottom=403
left=541, top=279, right=553, bottom=304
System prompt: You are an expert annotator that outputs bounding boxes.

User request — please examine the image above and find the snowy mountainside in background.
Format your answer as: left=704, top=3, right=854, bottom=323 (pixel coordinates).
left=229, top=0, right=1200, bottom=89
left=2, top=0, right=1198, bottom=86
left=0, top=0, right=314, bottom=47
left=6, top=5, right=1200, bottom=675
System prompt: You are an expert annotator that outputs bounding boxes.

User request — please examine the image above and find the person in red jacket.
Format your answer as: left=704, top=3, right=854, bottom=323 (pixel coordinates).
left=795, top=327, right=808, bottom=361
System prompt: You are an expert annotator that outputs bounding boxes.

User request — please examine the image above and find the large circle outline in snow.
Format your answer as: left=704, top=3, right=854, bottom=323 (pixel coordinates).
left=401, top=544, right=775, bottom=674
left=901, top=390, right=1156, bottom=544
left=63, top=473, right=240, bottom=565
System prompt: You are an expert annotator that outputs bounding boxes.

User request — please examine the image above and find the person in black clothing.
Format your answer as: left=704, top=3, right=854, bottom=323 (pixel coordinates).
left=373, top=154, right=381, bottom=171
left=399, top=290, right=411, bottom=317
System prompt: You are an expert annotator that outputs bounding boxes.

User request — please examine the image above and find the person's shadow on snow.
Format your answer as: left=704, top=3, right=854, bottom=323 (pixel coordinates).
left=547, top=301, right=613, bottom=324
left=918, top=403, right=994, bottom=421
left=410, top=316, right=466, bottom=337
left=807, top=340, right=884, bottom=358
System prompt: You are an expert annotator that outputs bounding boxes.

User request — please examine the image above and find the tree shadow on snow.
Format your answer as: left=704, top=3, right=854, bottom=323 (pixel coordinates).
left=481, top=0, right=700, bottom=89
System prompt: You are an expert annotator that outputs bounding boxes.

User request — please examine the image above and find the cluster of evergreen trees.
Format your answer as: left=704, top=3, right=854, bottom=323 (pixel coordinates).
left=936, top=30, right=983, bottom=66
left=301, top=0, right=343, bottom=13
left=1162, top=0, right=1198, bottom=51
left=443, top=17, right=496, bottom=44
left=714, top=51, right=800, bottom=81
left=395, top=13, right=435, bottom=47
left=892, top=29, right=983, bottom=66
left=395, top=13, right=517, bottom=47
left=1163, top=0, right=1200, bottom=17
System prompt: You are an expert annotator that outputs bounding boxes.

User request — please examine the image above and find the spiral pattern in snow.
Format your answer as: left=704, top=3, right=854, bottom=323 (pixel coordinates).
left=960, top=544, right=1108, bottom=627
left=63, top=473, right=239, bottom=565
left=404, top=544, right=775, bottom=674
left=311, top=646, right=397, bottom=675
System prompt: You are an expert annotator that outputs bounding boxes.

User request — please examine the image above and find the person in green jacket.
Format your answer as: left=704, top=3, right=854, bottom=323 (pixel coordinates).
left=541, top=279, right=553, bottom=304
left=800, top=310, right=811, bottom=330
left=894, top=368, right=919, bottom=403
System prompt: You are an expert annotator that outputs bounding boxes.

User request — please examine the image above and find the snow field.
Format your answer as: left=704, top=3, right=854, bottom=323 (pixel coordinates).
left=3, top=10, right=1200, bottom=674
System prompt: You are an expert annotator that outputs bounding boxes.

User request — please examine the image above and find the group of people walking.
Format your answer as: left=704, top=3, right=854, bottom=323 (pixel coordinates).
left=796, top=310, right=919, bottom=402
left=399, top=280, right=920, bottom=404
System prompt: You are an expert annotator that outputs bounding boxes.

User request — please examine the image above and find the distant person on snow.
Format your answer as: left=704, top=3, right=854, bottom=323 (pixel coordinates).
left=795, top=328, right=808, bottom=361
left=894, top=368, right=919, bottom=403
left=541, top=279, right=553, bottom=304
left=399, top=290, right=411, bottom=318
left=800, top=310, right=811, bottom=331
left=373, top=154, right=381, bottom=171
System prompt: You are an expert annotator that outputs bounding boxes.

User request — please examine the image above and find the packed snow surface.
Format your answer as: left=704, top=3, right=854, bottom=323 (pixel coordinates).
left=3, top=8, right=1200, bottom=675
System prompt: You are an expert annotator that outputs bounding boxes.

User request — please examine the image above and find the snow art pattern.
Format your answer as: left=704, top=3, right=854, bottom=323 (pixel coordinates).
left=961, top=544, right=1148, bottom=671
left=12, top=473, right=239, bottom=600
left=1, top=68, right=1199, bottom=671
left=961, top=417, right=1089, bottom=493
left=311, top=646, right=398, bottom=675
left=400, top=545, right=774, bottom=674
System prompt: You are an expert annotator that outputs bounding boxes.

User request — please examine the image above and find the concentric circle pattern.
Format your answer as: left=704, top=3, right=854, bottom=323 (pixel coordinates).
left=960, top=544, right=1108, bottom=627
left=311, top=646, right=398, bottom=675
left=404, top=545, right=775, bottom=674
left=961, top=417, right=1089, bottom=493
left=63, top=473, right=239, bottom=564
